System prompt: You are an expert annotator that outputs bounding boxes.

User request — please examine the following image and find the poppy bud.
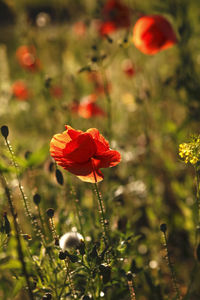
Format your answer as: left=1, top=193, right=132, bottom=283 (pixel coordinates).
left=160, top=223, right=167, bottom=233
left=126, top=271, right=133, bottom=281
left=90, top=244, right=98, bottom=259
left=91, top=56, right=98, bottom=63
left=59, top=232, right=83, bottom=251
left=43, top=293, right=52, bottom=300
left=91, top=45, right=97, bottom=51
left=24, top=151, right=32, bottom=160
left=59, top=251, right=67, bottom=260
left=46, top=208, right=54, bottom=218
left=55, top=237, right=59, bottom=246
left=48, top=162, right=55, bottom=173
left=82, top=296, right=91, bottom=300
left=68, top=254, right=79, bottom=263
left=99, top=264, right=111, bottom=284
left=3, top=212, right=11, bottom=235
left=33, top=193, right=41, bottom=205
left=78, top=240, right=85, bottom=255
left=55, top=169, right=64, bottom=185
left=45, top=77, right=52, bottom=88
left=1, top=125, right=9, bottom=139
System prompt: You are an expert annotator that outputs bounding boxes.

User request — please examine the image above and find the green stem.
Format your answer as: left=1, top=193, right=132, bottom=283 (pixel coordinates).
left=162, top=231, right=181, bottom=300
left=101, top=70, right=112, bottom=140
left=128, top=279, right=136, bottom=300
left=68, top=179, right=85, bottom=239
left=93, top=181, right=108, bottom=245
left=195, top=166, right=200, bottom=244
left=5, top=139, right=44, bottom=242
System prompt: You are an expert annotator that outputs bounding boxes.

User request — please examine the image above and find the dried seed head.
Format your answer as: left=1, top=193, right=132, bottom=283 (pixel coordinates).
left=59, top=232, right=83, bottom=251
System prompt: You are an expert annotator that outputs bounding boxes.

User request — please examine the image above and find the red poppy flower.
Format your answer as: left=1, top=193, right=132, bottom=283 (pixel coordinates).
left=78, top=94, right=106, bottom=119
left=12, top=81, right=30, bottom=100
left=16, top=45, right=41, bottom=71
left=133, top=15, right=177, bottom=55
left=99, top=0, right=131, bottom=36
left=50, top=125, right=121, bottom=183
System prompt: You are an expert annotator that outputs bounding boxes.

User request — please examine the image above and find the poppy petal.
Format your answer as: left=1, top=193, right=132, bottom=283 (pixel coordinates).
left=50, top=131, right=72, bottom=158
left=96, top=150, right=121, bottom=168
left=58, top=159, right=104, bottom=183
left=87, top=128, right=110, bottom=154
left=65, top=125, right=83, bottom=139
left=64, top=133, right=97, bottom=163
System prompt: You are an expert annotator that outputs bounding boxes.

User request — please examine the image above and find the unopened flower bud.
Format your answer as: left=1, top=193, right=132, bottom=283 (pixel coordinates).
left=59, top=251, right=67, bottom=260
left=126, top=271, right=133, bottom=281
left=46, top=208, right=54, bottom=218
left=1, top=125, right=9, bottom=139
left=33, top=193, right=41, bottom=205
left=160, top=223, right=167, bottom=233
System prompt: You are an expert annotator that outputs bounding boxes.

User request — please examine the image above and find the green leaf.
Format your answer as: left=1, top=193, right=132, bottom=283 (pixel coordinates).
left=0, top=259, right=21, bottom=270
left=12, top=277, right=25, bottom=297
left=24, top=145, right=49, bottom=168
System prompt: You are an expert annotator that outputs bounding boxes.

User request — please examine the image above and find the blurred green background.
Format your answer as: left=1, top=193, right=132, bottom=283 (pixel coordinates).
left=1, top=0, right=200, bottom=299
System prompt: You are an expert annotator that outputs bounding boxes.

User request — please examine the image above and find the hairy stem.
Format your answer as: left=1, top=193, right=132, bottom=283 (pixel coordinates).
left=0, top=172, right=34, bottom=300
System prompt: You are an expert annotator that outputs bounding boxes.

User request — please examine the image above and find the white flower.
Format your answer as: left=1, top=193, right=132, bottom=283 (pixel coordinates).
left=59, top=232, right=83, bottom=251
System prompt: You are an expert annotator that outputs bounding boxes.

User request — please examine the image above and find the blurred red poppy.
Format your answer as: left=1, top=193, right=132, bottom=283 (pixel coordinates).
left=16, top=45, right=41, bottom=71
left=78, top=94, right=106, bottom=119
left=122, top=60, right=135, bottom=77
left=50, top=85, right=63, bottom=99
left=87, top=72, right=111, bottom=95
left=50, top=125, right=121, bottom=183
left=73, top=21, right=86, bottom=37
left=133, top=15, right=177, bottom=55
left=99, top=0, right=131, bottom=36
left=12, top=81, right=30, bottom=100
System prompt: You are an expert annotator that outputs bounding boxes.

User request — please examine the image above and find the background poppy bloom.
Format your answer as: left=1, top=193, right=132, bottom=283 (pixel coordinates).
left=133, top=15, right=177, bottom=55
left=73, top=21, right=86, bottom=37
left=87, top=72, right=111, bottom=95
left=12, top=80, right=30, bottom=100
left=99, top=0, right=131, bottom=36
left=76, top=94, right=106, bottom=119
left=122, top=59, right=135, bottom=77
left=16, top=45, right=41, bottom=71
left=50, top=125, right=121, bottom=183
